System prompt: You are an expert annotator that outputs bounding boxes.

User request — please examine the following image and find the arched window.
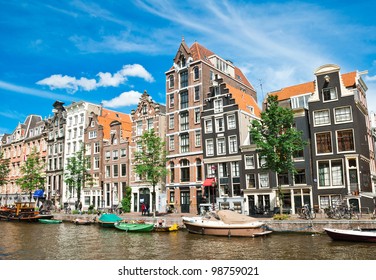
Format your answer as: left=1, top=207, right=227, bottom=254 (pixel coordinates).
left=193, top=66, right=199, bottom=80
left=180, top=159, right=190, bottom=182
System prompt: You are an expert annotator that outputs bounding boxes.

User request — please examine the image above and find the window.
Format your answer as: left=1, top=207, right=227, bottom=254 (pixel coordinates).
left=169, top=114, right=174, bottom=129
left=246, top=174, right=256, bottom=189
left=169, top=135, right=175, bottom=151
left=313, top=110, right=330, bottom=126
left=180, top=91, right=188, bottom=109
left=170, top=162, right=175, bottom=183
left=180, top=133, right=189, bottom=153
left=227, top=115, right=236, bottom=129
left=217, top=138, right=226, bottom=155
left=322, top=87, right=338, bottom=101
left=180, top=159, right=190, bottom=182
left=180, top=70, right=188, bottom=88
left=120, top=149, right=126, bottom=157
left=291, top=94, right=310, bottom=109
left=206, top=139, right=214, bottom=156
left=258, top=155, right=266, bottom=168
left=113, top=164, right=119, bottom=177
left=105, top=151, right=111, bottom=159
left=194, top=131, right=201, bottom=147
left=294, top=169, right=306, bottom=184
left=169, top=75, right=174, bottom=88
left=180, top=111, right=189, bottom=131
left=147, top=119, right=153, bottom=131
left=142, top=105, right=147, bottom=115
left=94, top=142, right=100, bottom=154
left=169, top=94, right=174, bottom=107
left=94, top=157, right=99, bottom=169
left=229, top=136, right=238, bottom=153
left=245, top=155, right=255, bottom=169
left=219, top=163, right=228, bottom=178
left=318, top=160, right=343, bottom=187
left=89, top=131, right=97, bottom=139
left=316, top=132, right=332, bottom=154
left=215, top=117, right=225, bottom=132
left=194, top=108, right=200, bottom=124
left=214, top=99, right=223, bottom=113
left=136, top=121, right=142, bottom=136
left=259, top=173, right=269, bottom=188
left=194, top=86, right=200, bottom=101
left=112, top=150, right=119, bottom=160
left=105, top=166, right=111, bottom=178
left=196, top=159, right=202, bottom=181
left=193, top=66, right=199, bottom=80
left=278, top=173, right=289, bottom=185
left=204, top=119, right=213, bottom=133
left=335, top=106, right=352, bottom=123
left=80, top=114, right=84, bottom=124
left=231, top=162, right=240, bottom=177
left=337, top=129, right=354, bottom=152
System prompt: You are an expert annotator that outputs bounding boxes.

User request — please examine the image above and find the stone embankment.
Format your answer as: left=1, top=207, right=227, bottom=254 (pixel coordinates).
left=52, top=212, right=376, bottom=233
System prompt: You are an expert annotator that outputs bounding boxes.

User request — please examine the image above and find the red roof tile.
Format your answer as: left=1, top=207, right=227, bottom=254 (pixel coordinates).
left=98, top=109, right=132, bottom=140
left=226, top=84, right=260, bottom=118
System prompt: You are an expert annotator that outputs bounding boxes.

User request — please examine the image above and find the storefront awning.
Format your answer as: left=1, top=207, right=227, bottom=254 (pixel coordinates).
left=33, top=189, right=44, bottom=198
left=202, top=178, right=216, bottom=187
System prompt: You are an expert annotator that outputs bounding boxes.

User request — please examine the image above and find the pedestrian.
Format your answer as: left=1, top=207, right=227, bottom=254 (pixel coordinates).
left=141, top=203, right=146, bottom=216
left=79, top=201, right=82, bottom=214
left=145, top=203, right=150, bottom=216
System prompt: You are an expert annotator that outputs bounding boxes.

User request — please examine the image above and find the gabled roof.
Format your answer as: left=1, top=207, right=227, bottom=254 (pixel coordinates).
left=190, top=42, right=214, bottom=61
left=226, top=84, right=260, bottom=118
left=271, top=71, right=358, bottom=101
left=98, top=109, right=132, bottom=140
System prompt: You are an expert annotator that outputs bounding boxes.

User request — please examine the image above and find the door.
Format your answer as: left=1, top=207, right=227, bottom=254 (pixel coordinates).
left=180, top=191, right=190, bottom=213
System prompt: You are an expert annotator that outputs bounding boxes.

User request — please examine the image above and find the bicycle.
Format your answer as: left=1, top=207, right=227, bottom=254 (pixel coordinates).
left=298, top=204, right=316, bottom=220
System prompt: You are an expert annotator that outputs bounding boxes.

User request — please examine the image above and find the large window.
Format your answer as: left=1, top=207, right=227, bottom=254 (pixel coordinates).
left=214, top=99, right=223, bottom=113
left=136, top=121, right=142, bottom=136
left=180, top=111, right=189, bottom=131
left=169, top=114, right=174, bottom=129
left=229, top=136, right=238, bottom=154
left=194, top=86, right=200, bottom=101
left=204, top=119, right=213, bottom=133
left=322, top=87, right=338, bottom=101
left=335, top=106, right=352, bottom=123
left=318, top=160, right=343, bottom=187
left=294, top=169, right=306, bottom=184
left=316, top=132, right=332, bottom=154
left=180, top=70, right=188, bottom=88
left=194, top=108, right=200, bottom=124
left=89, top=131, right=97, bottom=139
left=196, top=159, right=202, bottom=181
left=169, top=75, right=174, bottom=88
left=246, top=174, right=256, bottom=189
left=170, top=162, right=175, bottom=183
left=180, top=133, right=189, bottom=153
left=227, top=115, right=236, bottom=130
left=219, top=163, right=228, bottom=178
left=231, top=162, right=240, bottom=177
left=259, top=173, right=269, bottom=188
left=194, top=131, right=201, bottom=147
left=193, top=67, right=199, bottom=80
left=121, top=164, right=126, bottom=177
left=180, top=159, right=190, bottom=182
left=313, top=110, right=330, bottom=126
left=215, top=117, right=225, bottom=132
left=217, top=138, right=226, bottom=155
left=206, top=139, right=214, bottom=156
left=180, top=91, right=188, bottom=109
left=291, top=94, right=310, bottom=109
left=337, top=129, right=354, bottom=152
left=169, top=94, right=174, bottom=107
left=245, top=155, right=255, bottom=169
left=113, top=164, right=119, bottom=177
left=169, top=135, right=175, bottom=151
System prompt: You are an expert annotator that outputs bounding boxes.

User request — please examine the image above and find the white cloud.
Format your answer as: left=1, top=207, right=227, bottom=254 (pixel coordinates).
left=101, top=90, right=142, bottom=108
left=36, top=64, right=154, bottom=93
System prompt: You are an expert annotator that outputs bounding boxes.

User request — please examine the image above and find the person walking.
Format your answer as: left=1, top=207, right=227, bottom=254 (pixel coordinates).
left=141, top=202, right=146, bottom=216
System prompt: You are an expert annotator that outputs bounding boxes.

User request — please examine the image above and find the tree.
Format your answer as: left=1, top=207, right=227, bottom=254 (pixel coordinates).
left=64, top=147, right=92, bottom=207
left=16, top=148, right=46, bottom=202
left=121, top=186, right=132, bottom=213
left=0, top=151, right=10, bottom=203
left=250, top=95, right=306, bottom=214
left=134, top=129, right=167, bottom=218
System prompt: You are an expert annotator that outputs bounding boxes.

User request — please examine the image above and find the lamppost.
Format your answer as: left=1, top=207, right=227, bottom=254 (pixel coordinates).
left=211, top=180, right=216, bottom=211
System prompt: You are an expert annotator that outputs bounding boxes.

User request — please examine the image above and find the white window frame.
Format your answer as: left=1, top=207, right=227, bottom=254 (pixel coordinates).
left=334, top=106, right=352, bottom=124
left=315, top=131, right=333, bottom=155
left=227, top=114, right=236, bottom=130
left=194, top=131, right=201, bottom=147
left=206, top=139, right=214, bottom=156
left=204, top=119, right=213, bottom=133
left=228, top=135, right=238, bottom=154
left=322, top=87, right=338, bottom=102
left=216, top=137, right=226, bottom=155
left=215, top=117, right=225, bottom=133
left=313, top=109, right=330, bottom=126
left=169, top=135, right=175, bottom=151
left=214, top=99, right=223, bottom=113
left=259, top=173, right=269, bottom=188
left=245, top=155, right=255, bottom=169
left=317, top=159, right=344, bottom=188
left=169, top=114, right=174, bottom=129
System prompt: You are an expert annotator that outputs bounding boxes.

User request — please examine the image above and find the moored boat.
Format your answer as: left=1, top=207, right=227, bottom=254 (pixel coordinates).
left=39, top=219, right=62, bottom=224
left=154, top=223, right=179, bottom=232
left=182, top=210, right=272, bottom=237
left=324, top=228, right=376, bottom=242
left=73, top=218, right=92, bottom=225
left=114, top=222, right=154, bottom=232
left=0, top=202, right=53, bottom=222
left=98, top=213, right=122, bottom=227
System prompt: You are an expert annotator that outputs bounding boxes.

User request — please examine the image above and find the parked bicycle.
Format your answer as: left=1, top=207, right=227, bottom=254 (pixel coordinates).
left=324, top=204, right=359, bottom=219
left=298, top=204, right=316, bottom=220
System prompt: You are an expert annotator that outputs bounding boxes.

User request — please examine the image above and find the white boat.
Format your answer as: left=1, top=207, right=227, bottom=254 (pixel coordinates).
left=182, top=210, right=272, bottom=237
left=324, top=228, right=376, bottom=242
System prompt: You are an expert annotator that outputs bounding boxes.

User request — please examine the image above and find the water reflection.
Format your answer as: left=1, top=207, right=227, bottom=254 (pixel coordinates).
left=0, top=223, right=375, bottom=260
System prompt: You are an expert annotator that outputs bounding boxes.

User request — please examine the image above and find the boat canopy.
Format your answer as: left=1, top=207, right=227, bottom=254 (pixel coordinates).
left=216, top=210, right=258, bottom=224
left=99, top=213, right=122, bottom=222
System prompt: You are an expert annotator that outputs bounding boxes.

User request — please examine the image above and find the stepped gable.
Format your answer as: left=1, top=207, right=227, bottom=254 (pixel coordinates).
left=98, top=108, right=132, bottom=140
left=341, top=71, right=356, bottom=88
left=226, top=84, right=260, bottom=117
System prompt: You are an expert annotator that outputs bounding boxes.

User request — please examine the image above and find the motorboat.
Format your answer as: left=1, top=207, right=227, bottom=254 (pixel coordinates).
left=97, top=213, right=122, bottom=227
left=324, top=228, right=376, bottom=242
left=182, top=210, right=272, bottom=237
left=0, top=202, right=53, bottom=222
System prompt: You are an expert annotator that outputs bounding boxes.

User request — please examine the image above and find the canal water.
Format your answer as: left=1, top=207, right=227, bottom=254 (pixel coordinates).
left=1, top=222, right=375, bottom=260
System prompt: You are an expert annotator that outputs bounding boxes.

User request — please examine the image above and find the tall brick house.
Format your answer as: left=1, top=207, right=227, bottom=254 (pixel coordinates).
left=130, top=90, right=166, bottom=213
left=165, top=39, right=256, bottom=214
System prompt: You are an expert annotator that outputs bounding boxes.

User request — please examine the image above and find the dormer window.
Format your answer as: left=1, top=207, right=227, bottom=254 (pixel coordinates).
left=322, top=87, right=338, bottom=102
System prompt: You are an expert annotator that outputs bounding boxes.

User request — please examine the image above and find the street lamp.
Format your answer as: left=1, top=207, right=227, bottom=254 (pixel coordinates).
left=211, top=180, right=216, bottom=211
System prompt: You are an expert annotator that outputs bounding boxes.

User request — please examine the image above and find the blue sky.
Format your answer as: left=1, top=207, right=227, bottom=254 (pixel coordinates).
left=1, top=0, right=376, bottom=135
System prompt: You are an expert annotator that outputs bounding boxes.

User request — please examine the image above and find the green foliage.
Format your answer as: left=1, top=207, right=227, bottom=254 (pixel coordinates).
left=250, top=95, right=306, bottom=175
left=121, top=186, right=132, bottom=213
left=0, top=151, right=10, bottom=188
left=16, top=148, right=45, bottom=201
left=134, top=129, right=167, bottom=216
left=64, top=147, right=92, bottom=203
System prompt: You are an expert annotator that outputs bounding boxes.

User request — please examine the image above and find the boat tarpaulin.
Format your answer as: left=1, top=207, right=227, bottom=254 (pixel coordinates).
left=33, top=189, right=44, bottom=198
left=98, top=213, right=122, bottom=223
left=202, top=178, right=216, bottom=187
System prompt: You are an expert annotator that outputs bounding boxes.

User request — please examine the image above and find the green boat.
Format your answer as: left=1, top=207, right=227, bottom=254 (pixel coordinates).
left=38, top=219, right=62, bottom=224
left=98, top=213, right=122, bottom=227
left=114, top=222, right=154, bottom=232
